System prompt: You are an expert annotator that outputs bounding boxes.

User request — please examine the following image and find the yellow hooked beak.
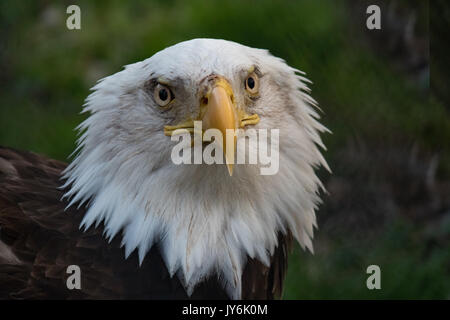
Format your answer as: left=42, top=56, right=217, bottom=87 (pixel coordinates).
left=164, top=77, right=260, bottom=176
left=202, top=78, right=237, bottom=176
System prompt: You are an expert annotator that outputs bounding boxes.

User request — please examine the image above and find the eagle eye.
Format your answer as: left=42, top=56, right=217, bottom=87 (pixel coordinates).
left=245, top=73, right=259, bottom=95
left=154, top=84, right=173, bottom=107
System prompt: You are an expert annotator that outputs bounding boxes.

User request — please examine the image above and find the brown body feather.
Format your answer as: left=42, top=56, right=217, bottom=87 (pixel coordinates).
left=0, top=147, right=291, bottom=299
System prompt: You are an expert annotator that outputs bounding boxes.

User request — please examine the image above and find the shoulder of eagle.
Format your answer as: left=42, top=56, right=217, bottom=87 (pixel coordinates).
left=0, top=147, right=292, bottom=299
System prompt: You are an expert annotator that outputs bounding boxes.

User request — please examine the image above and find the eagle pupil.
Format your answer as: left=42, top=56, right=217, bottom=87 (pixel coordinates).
left=247, top=77, right=255, bottom=89
left=159, top=88, right=168, bottom=101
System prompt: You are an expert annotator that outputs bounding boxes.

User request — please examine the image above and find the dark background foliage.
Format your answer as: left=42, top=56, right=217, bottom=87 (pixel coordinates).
left=0, top=0, right=448, bottom=298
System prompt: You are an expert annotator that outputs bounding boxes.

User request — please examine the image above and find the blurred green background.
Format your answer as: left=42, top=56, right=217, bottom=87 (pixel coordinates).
left=1, top=0, right=449, bottom=299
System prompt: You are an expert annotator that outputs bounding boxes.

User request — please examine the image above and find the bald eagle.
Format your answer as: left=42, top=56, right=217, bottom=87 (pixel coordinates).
left=0, top=39, right=329, bottom=299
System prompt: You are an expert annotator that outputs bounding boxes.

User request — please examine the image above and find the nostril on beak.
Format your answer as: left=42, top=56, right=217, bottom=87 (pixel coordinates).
left=201, top=97, right=209, bottom=105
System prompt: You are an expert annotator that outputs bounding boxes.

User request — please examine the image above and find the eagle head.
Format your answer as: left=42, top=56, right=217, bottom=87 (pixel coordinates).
left=62, top=38, right=329, bottom=298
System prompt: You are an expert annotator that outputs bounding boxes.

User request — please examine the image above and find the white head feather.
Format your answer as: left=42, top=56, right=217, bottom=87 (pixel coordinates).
left=62, top=38, right=329, bottom=299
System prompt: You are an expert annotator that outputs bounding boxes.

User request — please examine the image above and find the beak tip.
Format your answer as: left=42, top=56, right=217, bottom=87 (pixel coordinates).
left=226, top=164, right=234, bottom=176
